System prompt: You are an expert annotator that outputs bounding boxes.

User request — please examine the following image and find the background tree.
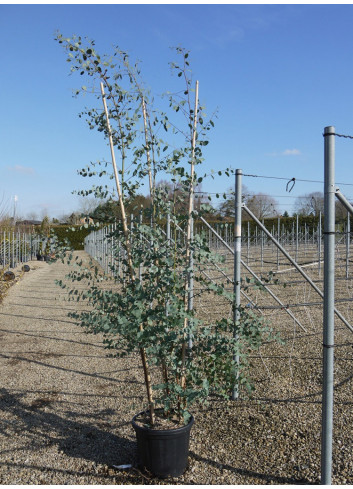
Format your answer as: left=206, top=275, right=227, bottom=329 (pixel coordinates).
left=335, top=200, right=351, bottom=221
left=77, top=196, right=103, bottom=217
left=293, top=190, right=352, bottom=220
left=294, top=191, right=324, bottom=217
left=91, top=194, right=152, bottom=222
left=246, top=193, right=279, bottom=219
left=0, top=193, right=12, bottom=227
left=155, top=180, right=210, bottom=216
left=40, top=215, right=51, bottom=234
left=219, top=187, right=279, bottom=220
left=218, top=185, right=250, bottom=218
left=26, top=211, right=39, bottom=221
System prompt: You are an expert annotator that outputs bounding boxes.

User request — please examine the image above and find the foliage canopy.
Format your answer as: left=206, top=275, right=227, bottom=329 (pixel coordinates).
left=54, top=32, right=279, bottom=425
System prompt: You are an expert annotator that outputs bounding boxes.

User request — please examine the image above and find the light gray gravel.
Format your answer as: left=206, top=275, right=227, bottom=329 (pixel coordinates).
left=0, top=251, right=353, bottom=484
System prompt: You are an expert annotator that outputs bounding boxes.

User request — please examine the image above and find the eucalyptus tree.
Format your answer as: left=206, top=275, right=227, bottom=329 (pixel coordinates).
left=54, top=33, right=277, bottom=425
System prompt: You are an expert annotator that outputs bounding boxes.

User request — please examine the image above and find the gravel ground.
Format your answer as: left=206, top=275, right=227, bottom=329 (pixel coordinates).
left=0, top=251, right=353, bottom=484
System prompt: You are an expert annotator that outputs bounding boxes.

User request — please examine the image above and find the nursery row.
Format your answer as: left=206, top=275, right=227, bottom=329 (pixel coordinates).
left=0, top=231, right=50, bottom=268
left=83, top=215, right=353, bottom=279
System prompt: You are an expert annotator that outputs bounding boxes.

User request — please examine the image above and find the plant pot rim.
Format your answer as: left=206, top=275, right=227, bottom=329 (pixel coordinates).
left=132, top=410, right=194, bottom=435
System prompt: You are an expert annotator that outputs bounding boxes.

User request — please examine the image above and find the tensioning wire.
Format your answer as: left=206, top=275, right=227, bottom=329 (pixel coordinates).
left=195, top=191, right=310, bottom=199
left=194, top=191, right=353, bottom=202
left=243, top=173, right=353, bottom=187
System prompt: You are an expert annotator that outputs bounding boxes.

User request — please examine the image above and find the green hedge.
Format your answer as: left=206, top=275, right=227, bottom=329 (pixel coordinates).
left=49, top=225, right=92, bottom=250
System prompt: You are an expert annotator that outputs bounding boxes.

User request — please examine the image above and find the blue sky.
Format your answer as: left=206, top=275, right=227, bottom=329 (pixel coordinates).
left=2, top=3, right=353, bottom=219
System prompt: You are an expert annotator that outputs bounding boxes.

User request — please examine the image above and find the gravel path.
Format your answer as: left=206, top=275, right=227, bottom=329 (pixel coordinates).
left=0, top=252, right=352, bottom=484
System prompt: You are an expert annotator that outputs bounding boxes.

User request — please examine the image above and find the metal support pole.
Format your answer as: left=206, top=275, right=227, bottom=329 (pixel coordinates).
left=261, top=219, right=264, bottom=268
left=277, top=217, right=280, bottom=270
left=295, top=214, right=299, bottom=262
left=247, top=221, right=250, bottom=264
left=243, top=204, right=352, bottom=333
left=305, top=222, right=308, bottom=256
left=319, top=211, right=322, bottom=276
left=335, top=188, right=353, bottom=218
left=199, top=215, right=307, bottom=332
left=232, top=169, right=242, bottom=400
left=321, top=125, right=336, bottom=485
left=12, top=231, right=15, bottom=268
left=346, top=213, right=350, bottom=279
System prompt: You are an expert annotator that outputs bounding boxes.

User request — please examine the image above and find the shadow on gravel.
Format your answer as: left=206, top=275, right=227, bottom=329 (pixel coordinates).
left=189, top=451, right=311, bottom=485
left=0, top=353, right=143, bottom=385
left=0, top=312, right=77, bottom=325
left=0, top=326, right=106, bottom=349
left=0, top=388, right=316, bottom=485
left=5, top=302, right=79, bottom=311
left=13, top=295, right=69, bottom=300
left=0, top=388, right=143, bottom=483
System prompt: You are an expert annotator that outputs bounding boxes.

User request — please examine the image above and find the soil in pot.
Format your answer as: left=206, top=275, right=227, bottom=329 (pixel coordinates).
left=132, top=410, right=194, bottom=479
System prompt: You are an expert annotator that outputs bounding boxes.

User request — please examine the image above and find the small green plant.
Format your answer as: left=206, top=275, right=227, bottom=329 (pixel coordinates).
left=54, top=33, right=278, bottom=426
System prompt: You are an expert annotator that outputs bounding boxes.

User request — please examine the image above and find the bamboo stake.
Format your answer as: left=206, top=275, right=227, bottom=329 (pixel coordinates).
left=141, top=97, right=154, bottom=202
left=100, top=81, right=155, bottom=425
left=181, top=80, right=199, bottom=391
left=100, top=82, right=135, bottom=280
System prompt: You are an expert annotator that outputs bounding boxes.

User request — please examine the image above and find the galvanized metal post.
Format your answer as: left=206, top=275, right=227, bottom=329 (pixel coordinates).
left=232, top=169, right=242, bottom=400
left=346, top=213, right=350, bottom=279
left=295, top=214, right=299, bottom=262
left=255, top=226, right=258, bottom=246
left=12, top=232, right=14, bottom=266
left=277, top=217, right=280, bottom=270
left=335, top=189, right=353, bottom=278
left=243, top=203, right=352, bottom=333
left=318, top=211, right=322, bottom=276
left=261, top=219, right=264, bottom=269
left=247, top=221, right=250, bottom=264
left=321, top=125, right=336, bottom=485
left=200, top=215, right=306, bottom=333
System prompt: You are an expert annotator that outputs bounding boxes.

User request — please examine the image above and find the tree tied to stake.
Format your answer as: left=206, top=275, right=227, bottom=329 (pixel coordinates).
left=54, top=33, right=280, bottom=425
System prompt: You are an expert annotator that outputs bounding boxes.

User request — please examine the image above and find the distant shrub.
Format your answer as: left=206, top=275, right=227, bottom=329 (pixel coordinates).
left=50, top=225, right=92, bottom=250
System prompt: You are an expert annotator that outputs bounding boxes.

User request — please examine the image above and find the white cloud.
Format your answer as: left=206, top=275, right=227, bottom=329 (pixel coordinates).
left=266, top=149, right=302, bottom=157
left=282, top=149, right=301, bottom=156
left=8, top=165, right=35, bottom=175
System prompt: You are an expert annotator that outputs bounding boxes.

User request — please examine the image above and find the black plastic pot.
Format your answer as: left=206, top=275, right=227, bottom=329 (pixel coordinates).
left=132, top=411, right=194, bottom=478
